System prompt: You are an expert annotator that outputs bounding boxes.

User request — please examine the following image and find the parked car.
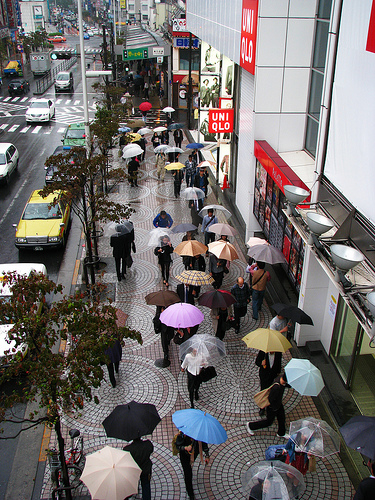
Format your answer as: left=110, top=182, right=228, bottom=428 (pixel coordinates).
left=87, top=30, right=94, bottom=36
left=62, top=123, right=86, bottom=147
left=45, top=145, right=76, bottom=184
left=83, top=33, right=90, bottom=40
left=48, top=35, right=67, bottom=43
left=25, top=98, right=55, bottom=123
left=0, top=143, right=19, bottom=185
left=55, top=71, right=73, bottom=93
left=8, top=78, right=29, bottom=96
left=3, top=60, right=23, bottom=77
left=14, top=189, right=71, bottom=250
left=0, top=263, right=47, bottom=369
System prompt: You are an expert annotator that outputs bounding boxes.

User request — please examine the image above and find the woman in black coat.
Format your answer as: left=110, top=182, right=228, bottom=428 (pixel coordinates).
left=154, top=235, right=174, bottom=287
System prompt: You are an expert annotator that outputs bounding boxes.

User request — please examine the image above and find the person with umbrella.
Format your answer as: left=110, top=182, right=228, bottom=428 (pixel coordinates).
left=194, top=168, right=209, bottom=198
left=110, top=228, right=128, bottom=282
left=153, top=210, right=173, bottom=228
left=181, top=348, right=208, bottom=408
left=202, top=209, right=218, bottom=247
left=123, top=438, right=153, bottom=500
left=175, top=431, right=209, bottom=500
left=250, top=262, right=271, bottom=320
left=269, top=314, right=289, bottom=335
left=152, top=131, right=161, bottom=148
left=189, top=198, right=203, bottom=230
left=172, top=167, right=184, bottom=198
left=231, top=277, right=251, bottom=334
left=173, top=128, right=183, bottom=148
left=176, top=283, right=196, bottom=305
left=154, top=235, right=174, bottom=287
left=353, top=460, right=375, bottom=499
left=127, top=156, right=139, bottom=187
left=184, top=155, right=197, bottom=187
left=255, top=349, right=282, bottom=415
left=155, top=151, right=166, bottom=181
left=104, top=338, right=122, bottom=388
left=246, top=372, right=289, bottom=438
left=161, top=130, right=169, bottom=145
left=208, top=253, right=227, bottom=290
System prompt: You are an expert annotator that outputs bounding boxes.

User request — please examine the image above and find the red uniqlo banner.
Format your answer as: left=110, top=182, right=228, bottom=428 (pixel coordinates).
left=240, top=0, right=259, bottom=74
left=208, top=109, right=234, bottom=133
left=367, top=0, right=375, bottom=53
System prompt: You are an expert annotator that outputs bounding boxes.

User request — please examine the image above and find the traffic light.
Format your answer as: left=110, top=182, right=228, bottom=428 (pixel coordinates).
left=125, top=63, right=130, bottom=72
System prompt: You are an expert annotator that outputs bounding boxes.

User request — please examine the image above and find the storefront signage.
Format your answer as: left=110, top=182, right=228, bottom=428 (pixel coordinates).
left=173, top=37, right=199, bottom=49
left=123, top=48, right=148, bottom=61
left=120, top=0, right=126, bottom=8
left=208, top=108, right=234, bottom=133
left=152, top=47, right=164, bottom=56
left=173, top=19, right=187, bottom=32
left=240, top=0, right=258, bottom=75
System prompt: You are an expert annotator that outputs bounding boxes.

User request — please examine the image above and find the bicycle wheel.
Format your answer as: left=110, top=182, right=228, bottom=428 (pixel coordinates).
left=57, top=464, right=82, bottom=490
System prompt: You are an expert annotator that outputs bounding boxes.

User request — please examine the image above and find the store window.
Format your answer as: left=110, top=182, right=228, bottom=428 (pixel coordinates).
left=179, top=48, right=199, bottom=71
left=304, top=0, right=333, bottom=157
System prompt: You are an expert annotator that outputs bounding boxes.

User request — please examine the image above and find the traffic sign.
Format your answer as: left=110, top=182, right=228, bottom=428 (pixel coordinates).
left=123, top=48, right=149, bottom=61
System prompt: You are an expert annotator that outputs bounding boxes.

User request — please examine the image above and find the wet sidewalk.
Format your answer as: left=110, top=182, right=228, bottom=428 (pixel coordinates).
left=39, top=120, right=354, bottom=499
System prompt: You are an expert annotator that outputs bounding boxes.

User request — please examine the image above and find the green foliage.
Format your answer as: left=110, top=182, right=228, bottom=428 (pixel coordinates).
left=0, top=273, right=142, bottom=426
left=21, top=30, right=49, bottom=55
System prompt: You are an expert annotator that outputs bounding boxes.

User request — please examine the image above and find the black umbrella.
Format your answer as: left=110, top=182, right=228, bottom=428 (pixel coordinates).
left=103, top=401, right=161, bottom=441
left=145, top=290, right=181, bottom=307
left=167, top=122, right=185, bottom=131
left=272, top=303, right=314, bottom=326
left=340, top=415, right=375, bottom=460
left=171, top=223, right=197, bottom=234
left=198, top=289, right=237, bottom=309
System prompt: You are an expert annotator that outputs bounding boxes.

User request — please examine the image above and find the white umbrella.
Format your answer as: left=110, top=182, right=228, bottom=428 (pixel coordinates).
left=122, top=148, right=142, bottom=159
left=148, top=227, right=171, bottom=247
left=154, top=145, right=169, bottom=153
left=154, top=126, right=167, bottom=133
left=80, top=446, right=141, bottom=500
left=180, top=187, right=205, bottom=200
left=246, top=237, right=269, bottom=247
left=137, top=127, right=152, bottom=135
left=123, top=143, right=143, bottom=153
left=165, top=146, right=184, bottom=154
left=163, top=106, right=175, bottom=113
left=198, top=205, right=232, bottom=219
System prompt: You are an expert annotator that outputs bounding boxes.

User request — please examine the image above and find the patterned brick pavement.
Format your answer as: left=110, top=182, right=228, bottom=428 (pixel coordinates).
left=39, top=126, right=354, bottom=499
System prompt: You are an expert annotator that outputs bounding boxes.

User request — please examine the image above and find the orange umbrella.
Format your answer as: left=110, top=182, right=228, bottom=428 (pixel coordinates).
left=208, top=241, right=239, bottom=261
left=175, top=240, right=207, bottom=257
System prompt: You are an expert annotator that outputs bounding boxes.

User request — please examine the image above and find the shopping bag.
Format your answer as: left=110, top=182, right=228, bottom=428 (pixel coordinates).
left=253, top=383, right=278, bottom=409
left=265, top=445, right=286, bottom=462
left=200, top=366, right=217, bottom=382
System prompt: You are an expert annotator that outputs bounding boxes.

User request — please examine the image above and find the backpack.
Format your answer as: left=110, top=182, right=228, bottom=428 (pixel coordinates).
left=171, top=433, right=179, bottom=456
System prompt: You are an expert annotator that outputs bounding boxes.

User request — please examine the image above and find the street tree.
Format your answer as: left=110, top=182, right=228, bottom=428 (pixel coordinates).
left=39, top=148, right=131, bottom=285
left=0, top=272, right=142, bottom=499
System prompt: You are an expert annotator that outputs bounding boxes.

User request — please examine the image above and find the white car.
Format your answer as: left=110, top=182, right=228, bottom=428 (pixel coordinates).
left=0, top=143, right=19, bottom=185
left=87, top=30, right=94, bottom=36
left=25, top=98, right=55, bottom=123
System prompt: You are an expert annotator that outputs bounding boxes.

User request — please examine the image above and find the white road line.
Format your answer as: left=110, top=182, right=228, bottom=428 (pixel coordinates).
left=0, top=123, right=8, bottom=130
left=55, top=99, right=63, bottom=104
left=20, top=97, right=28, bottom=102
left=3, top=97, right=11, bottom=102
left=74, top=100, right=80, bottom=105
left=57, top=128, right=65, bottom=133
left=12, top=97, right=20, bottom=102
left=20, top=126, right=31, bottom=133
left=65, top=100, right=72, bottom=104
left=8, top=125, right=19, bottom=132
left=1, top=176, right=31, bottom=223
left=32, top=126, right=42, bottom=134
left=44, top=128, right=52, bottom=134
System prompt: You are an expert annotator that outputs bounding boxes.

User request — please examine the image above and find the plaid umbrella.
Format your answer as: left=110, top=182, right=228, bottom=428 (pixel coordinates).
left=176, top=270, right=215, bottom=286
left=175, top=240, right=207, bottom=257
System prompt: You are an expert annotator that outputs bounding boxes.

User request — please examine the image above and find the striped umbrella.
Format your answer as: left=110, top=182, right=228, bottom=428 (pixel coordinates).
left=176, top=270, right=215, bottom=286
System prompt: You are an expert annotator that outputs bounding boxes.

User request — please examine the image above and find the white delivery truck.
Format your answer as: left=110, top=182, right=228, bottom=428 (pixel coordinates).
left=30, top=52, right=51, bottom=76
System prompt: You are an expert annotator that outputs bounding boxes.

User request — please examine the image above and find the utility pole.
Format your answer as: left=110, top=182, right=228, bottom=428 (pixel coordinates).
left=110, top=21, right=117, bottom=83
left=187, top=32, right=193, bottom=129
left=102, top=24, right=111, bottom=109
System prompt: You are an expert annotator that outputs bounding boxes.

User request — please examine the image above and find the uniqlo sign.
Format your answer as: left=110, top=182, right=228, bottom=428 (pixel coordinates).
left=240, top=0, right=259, bottom=74
left=208, top=109, right=234, bottom=133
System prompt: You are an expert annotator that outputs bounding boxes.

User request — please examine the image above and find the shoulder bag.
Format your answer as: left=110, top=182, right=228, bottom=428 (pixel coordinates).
left=253, top=382, right=278, bottom=409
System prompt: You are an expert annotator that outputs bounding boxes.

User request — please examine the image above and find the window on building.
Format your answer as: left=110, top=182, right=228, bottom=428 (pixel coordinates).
left=304, top=0, right=333, bottom=157
left=179, top=49, right=199, bottom=71
left=142, top=15, right=148, bottom=20
left=142, top=4, right=148, bottom=11
left=128, top=3, right=135, bottom=12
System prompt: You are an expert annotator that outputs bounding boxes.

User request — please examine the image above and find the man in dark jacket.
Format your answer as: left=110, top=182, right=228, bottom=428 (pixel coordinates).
left=255, top=350, right=282, bottom=416
left=177, top=283, right=195, bottom=305
left=123, top=438, right=154, bottom=500
left=246, top=373, right=289, bottom=438
left=110, top=232, right=127, bottom=282
left=231, top=277, right=251, bottom=333
left=354, top=460, right=375, bottom=500
left=128, top=157, right=139, bottom=187
left=194, top=168, right=209, bottom=198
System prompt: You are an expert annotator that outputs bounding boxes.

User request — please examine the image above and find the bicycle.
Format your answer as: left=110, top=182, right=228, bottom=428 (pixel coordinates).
left=50, top=428, right=85, bottom=499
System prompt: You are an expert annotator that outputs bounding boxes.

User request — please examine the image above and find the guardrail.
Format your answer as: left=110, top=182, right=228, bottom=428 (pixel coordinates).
left=34, top=57, right=77, bottom=95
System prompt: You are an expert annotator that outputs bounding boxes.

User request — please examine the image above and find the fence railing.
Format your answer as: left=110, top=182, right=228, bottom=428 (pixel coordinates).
left=34, top=57, right=77, bottom=95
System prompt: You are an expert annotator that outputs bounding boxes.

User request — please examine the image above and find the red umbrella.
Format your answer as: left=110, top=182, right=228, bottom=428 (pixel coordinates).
left=139, top=102, right=152, bottom=112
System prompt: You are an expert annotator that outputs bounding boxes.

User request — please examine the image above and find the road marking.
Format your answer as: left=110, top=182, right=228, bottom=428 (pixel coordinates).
left=20, top=126, right=30, bottom=133
left=44, top=128, right=52, bottom=134
left=8, top=124, right=19, bottom=132
left=1, top=175, right=31, bottom=222
left=3, top=97, right=11, bottom=102
left=0, top=123, right=8, bottom=130
left=20, top=97, right=28, bottom=102
left=38, top=425, right=52, bottom=462
left=12, top=97, right=20, bottom=102
left=57, top=127, right=65, bottom=133
left=32, top=126, right=42, bottom=134
left=55, top=99, right=63, bottom=104
left=65, top=99, right=72, bottom=104
left=74, top=100, right=80, bottom=105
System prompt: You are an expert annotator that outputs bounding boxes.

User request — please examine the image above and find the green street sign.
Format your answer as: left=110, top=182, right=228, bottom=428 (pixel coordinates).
left=123, top=48, right=148, bottom=61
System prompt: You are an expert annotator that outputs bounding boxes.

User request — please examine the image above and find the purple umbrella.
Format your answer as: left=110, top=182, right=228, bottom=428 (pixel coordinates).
left=160, top=303, right=204, bottom=329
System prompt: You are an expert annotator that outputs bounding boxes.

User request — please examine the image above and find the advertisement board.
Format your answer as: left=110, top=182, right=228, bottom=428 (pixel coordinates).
left=240, top=0, right=259, bottom=75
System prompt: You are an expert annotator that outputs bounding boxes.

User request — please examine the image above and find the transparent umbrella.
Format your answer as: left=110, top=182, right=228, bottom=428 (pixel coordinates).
left=289, top=417, right=340, bottom=458
left=179, top=333, right=226, bottom=365
left=154, top=144, right=169, bottom=153
left=181, top=187, right=205, bottom=200
left=148, top=228, right=171, bottom=247
left=241, top=460, right=305, bottom=500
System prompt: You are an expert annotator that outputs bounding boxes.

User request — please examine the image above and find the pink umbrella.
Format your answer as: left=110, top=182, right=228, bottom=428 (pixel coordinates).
left=139, top=101, right=152, bottom=112
left=160, top=303, right=204, bottom=329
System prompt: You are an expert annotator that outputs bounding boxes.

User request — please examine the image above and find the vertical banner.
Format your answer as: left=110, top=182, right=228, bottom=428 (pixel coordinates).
left=240, top=0, right=259, bottom=74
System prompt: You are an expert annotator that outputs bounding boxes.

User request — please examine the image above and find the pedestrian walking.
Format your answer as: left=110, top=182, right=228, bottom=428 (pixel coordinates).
left=161, top=130, right=169, bottom=145
left=184, top=155, right=197, bottom=187
left=127, top=157, right=139, bottom=187
left=208, top=253, right=227, bottom=290
left=152, top=132, right=161, bottom=148
left=123, top=437, right=153, bottom=500
left=210, top=306, right=230, bottom=340
left=110, top=231, right=128, bottom=282
left=139, top=134, right=147, bottom=161
left=189, top=199, right=203, bottom=229
left=194, top=168, right=209, bottom=197
left=154, top=306, right=175, bottom=365
left=143, top=81, right=149, bottom=99
left=153, top=210, right=173, bottom=228
left=231, top=277, right=251, bottom=334
left=186, top=254, right=206, bottom=296
left=154, top=235, right=174, bottom=287
left=173, top=128, right=183, bottom=148
left=250, top=262, right=271, bottom=320
left=104, top=339, right=122, bottom=388
left=177, top=283, right=196, bottom=305
left=353, top=459, right=375, bottom=499
left=269, top=314, right=289, bottom=335
left=172, top=168, right=184, bottom=198
left=246, top=373, right=289, bottom=438
left=201, top=209, right=218, bottom=246
left=255, top=350, right=282, bottom=416
left=175, top=432, right=210, bottom=500
left=181, top=348, right=207, bottom=408
left=155, top=151, right=166, bottom=181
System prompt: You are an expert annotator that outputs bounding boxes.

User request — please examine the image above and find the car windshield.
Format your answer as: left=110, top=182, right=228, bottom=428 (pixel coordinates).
left=66, top=129, right=84, bottom=139
left=57, top=74, right=69, bottom=81
left=29, top=101, right=48, bottom=108
left=0, top=154, right=6, bottom=165
left=22, top=202, right=62, bottom=220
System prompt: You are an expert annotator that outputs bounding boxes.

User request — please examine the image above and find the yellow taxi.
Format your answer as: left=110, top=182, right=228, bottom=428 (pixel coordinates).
left=14, top=190, right=71, bottom=250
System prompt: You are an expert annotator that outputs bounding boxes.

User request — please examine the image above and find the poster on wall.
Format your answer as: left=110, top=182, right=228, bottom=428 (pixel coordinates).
left=221, top=55, right=234, bottom=97
left=218, top=143, right=230, bottom=186
left=200, top=75, right=220, bottom=109
left=201, top=41, right=221, bottom=74
left=199, top=110, right=217, bottom=143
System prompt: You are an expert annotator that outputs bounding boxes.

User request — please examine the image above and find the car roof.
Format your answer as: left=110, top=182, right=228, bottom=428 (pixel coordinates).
left=0, top=143, right=16, bottom=152
left=28, top=189, right=64, bottom=204
left=66, top=123, right=84, bottom=130
left=0, top=263, right=47, bottom=296
left=58, top=71, right=70, bottom=76
left=30, top=98, right=51, bottom=103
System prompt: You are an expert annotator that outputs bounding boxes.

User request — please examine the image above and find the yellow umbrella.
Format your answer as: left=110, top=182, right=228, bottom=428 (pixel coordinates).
left=165, top=162, right=185, bottom=170
left=126, top=132, right=142, bottom=142
left=208, top=240, right=239, bottom=261
left=242, top=328, right=292, bottom=353
left=175, top=240, right=207, bottom=257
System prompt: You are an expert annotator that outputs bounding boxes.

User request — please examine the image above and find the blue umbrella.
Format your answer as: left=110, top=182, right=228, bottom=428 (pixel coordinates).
left=186, top=143, right=204, bottom=149
left=172, top=409, right=227, bottom=444
left=167, top=122, right=185, bottom=131
left=118, top=127, right=131, bottom=133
